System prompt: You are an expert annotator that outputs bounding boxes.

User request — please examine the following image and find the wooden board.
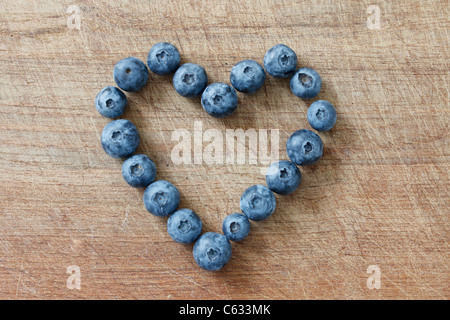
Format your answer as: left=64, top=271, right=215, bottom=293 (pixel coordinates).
left=0, top=0, right=448, bottom=299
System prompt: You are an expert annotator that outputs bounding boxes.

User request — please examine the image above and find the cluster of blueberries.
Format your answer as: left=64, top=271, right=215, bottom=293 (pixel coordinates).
left=95, top=43, right=337, bottom=271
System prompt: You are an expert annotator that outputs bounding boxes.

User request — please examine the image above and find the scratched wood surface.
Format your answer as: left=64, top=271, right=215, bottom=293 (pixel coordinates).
left=0, top=0, right=448, bottom=300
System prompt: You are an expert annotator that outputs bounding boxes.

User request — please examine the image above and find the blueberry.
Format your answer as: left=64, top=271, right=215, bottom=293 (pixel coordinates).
left=121, top=154, right=156, bottom=188
left=307, top=100, right=337, bottom=132
left=265, top=160, right=302, bottom=195
left=230, top=60, right=266, bottom=93
left=193, top=232, right=232, bottom=271
left=95, top=86, right=128, bottom=119
left=290, top=67, right=322, bottom=99
left=167, top=209, right=202, bottom=244
left=263, top=44, right=297, bottom=78
left=240, top=185, right=276, bottom=221
left=101, top=119, right=140, bottom=159
left=173, top=63, right=208, bottom=98
left=147, top=42, right=181, bottom=75
left=143, top=180, right=180, bottom=217
left=286, top=129, right=323, bottom=166
left=201, top=83, right=238, bottom=118
left=113, top=57, right=149, bottom=92
left=222, top=213, right=250, bottom=241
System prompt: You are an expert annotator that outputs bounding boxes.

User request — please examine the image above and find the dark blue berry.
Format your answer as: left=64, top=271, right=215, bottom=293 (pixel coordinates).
left=95, top=86, right=128, bottom=119
left=201, top=83, right=238, bottom=118
left=307, top=100, right=337, bottom=132
left=286, top=129, right=323, bottom=166
left=263, top=44, right=297, bottom=78
left=101, top=119, right=140, bottom=159
left=290, top=67, right=322, bottom=99
left=173, top=63, right=208, bottom=98
left=193, top=232, right=232, bottom=271
left=230, top=60, right=266, bottom=93
left=167, top=209, right=202, bottom=244
left=265, top=160, right=301, bottom=195
left=143, top=180, right=180, bottom=217
left=113, top=57, right=149, bottom=92
left=147, top=42, right=181, bottom=75
left=240, top=185, right=276, bottom=221
left=222, top=213, right=250, bottom=241
left=121, top=154, right=156, bottom=188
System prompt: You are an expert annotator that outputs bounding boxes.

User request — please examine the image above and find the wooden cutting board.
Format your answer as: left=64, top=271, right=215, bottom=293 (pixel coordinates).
left=0, top=0, right=448, bottom=299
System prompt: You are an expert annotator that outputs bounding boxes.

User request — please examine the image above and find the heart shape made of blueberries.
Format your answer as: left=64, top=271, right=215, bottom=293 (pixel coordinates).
left=94, top=42, right=336, bottom=271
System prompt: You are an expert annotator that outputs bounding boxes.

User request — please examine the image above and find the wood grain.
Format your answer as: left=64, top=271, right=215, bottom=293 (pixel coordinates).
left=0, top=0, right=448, bottom=299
